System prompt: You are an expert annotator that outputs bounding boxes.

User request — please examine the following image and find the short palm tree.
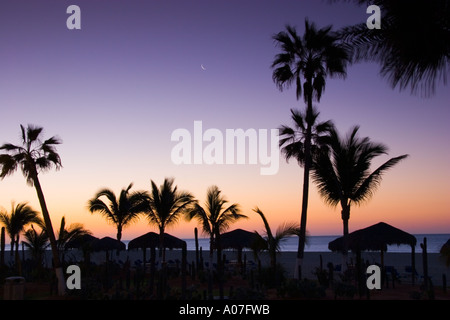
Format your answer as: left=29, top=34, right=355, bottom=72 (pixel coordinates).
left=312, top=125, right=409, bottom=240
left=56, top=216, right=92, bottom=262
left=0, top=202, right=40, bottom=264
left=88, top=183, right=148, bottom=241
left=337, top=0, right=450, bottom=96
left=272, top=20, right=349, bottom=277
left=253, top=207, right=299, bottom=271
left=187, top=185, right=246, bottom=270
left=23, top=224, right=49, bottom=269
left=0, top=124, right=65, bottom=295
left=144, top=177, right=196, bottom=263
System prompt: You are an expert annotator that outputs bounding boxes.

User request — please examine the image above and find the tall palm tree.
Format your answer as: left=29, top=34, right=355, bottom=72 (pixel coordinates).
left=0, top=202, right=40, bottom=263
left=272, top=20, right=349, bottom=278
left=279, top=107, right=334, bottom=277
left=88, top=183, right=148, bottom=241
left=336, top=0, right=450, bottom=96
left=253, top=207, right=299, bottom=271
left=311, top=125, right=409, bottom=239
left=187, top=185, right=246, bottom=270
left=144, top=177, right=196, bottom=263
left=0, top=125, right=65, bottom=295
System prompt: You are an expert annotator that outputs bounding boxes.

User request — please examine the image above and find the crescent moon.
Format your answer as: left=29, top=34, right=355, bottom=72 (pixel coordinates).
left=201, top=64, right=206, bottom=71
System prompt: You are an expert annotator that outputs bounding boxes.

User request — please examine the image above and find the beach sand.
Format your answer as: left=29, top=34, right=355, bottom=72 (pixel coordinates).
left=50, top=248, right=450, bottom=284
left=4, top=248, right=450, bottom=300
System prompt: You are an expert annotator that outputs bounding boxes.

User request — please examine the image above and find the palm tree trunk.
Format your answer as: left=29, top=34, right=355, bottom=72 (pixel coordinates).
left=208, top=233, right=214, bottom=300
left=31, top=172, right=65, bottom=296
left=10, top=238, right=15, bottom=257
left=15, top=235, right=22, bottom=274
left=1, top=227, right=5, bottom=267
left=295, top=92, right=313, bottom=279
left=341, top=204, right=350, bottom=236
left=116, top=224, right=122, bottom=242
left=209, top=234, right=214, bottom=272
left=341, top=203, right=351, bottom=269
left=159, top=226, right=166, bottom=264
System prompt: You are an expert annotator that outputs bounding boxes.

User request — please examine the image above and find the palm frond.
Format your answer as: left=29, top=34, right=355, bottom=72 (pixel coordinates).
left=0, top=154, right=18, bottom=179
left=145, top=178, right=196, bottom=230
left=253, top=207, right=274, bottom=242
left=352, top=154, right=409, bottom=203
left=337, top=0, right=449, bottom=96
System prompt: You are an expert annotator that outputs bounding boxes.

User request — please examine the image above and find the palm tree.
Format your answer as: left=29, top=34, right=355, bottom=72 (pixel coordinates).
left=88, top=183, right=148, bottom=241
left=0, top=124, right=65, bottom=294
left=253, top=207, right=299, bottom=271
left=187, top=185, right=246, bottom=271
left=23, top=224, right=49, bottom=269
left=279, top=108, right=334, bottom=277
left=144, top=177, right=196, bottom=263
left=336, top=0, right=450, bottom=96
left=272, top=20, right=349, bottom=278
left=0, top=202, right=40, bottom=270
left=56, top=216, right=92, bottom=262
left=311, top=125, right=409, bottom=239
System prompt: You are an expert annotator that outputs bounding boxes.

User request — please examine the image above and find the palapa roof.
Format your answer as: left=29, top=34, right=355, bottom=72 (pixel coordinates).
left=91, top=236, right=126, bottom=252
left=127, top=232, right=186, bottom=250
left=328, top=222, right=417, bottom=252
left=66, top=234, right=98, bottom=249
left=220, top=228, right=261, bottom=250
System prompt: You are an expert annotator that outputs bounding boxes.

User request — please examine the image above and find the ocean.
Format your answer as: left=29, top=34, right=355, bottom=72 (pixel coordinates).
left=165, top=234, right=450, bottom=254
left=7, top=234, right=448, bottom=254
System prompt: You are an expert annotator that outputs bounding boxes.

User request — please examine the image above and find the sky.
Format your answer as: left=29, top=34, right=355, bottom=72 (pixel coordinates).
left=0, top=0, right=449, bottom=241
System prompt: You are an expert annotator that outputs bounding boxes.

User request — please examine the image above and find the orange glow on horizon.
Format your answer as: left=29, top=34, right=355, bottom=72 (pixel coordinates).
left=0, top=147, right=448, bottom=242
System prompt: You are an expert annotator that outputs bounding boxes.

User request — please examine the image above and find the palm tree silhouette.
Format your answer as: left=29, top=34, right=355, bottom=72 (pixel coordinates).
left=280, top=105, right=332, bottom=277
left=23, top=224, right=49, bottom=270
left=0, top=202, right=40, bottom=270
left=337, top=0, right=450, bottom=96
left=144, top=177, right=196, bottom=263
left=312, top=125, right=409, bottom=241
left=253, top=207, right=298, bottom=271
left=187, top=185, right=246, bottom=271
left=88, top=183, right=148, bottom=241
left=279, top=107, right=334, bottom=167
left=0, top=124, right=65, bottom=295
left=272, top=20, right=349, bottom=278
left=56, top=216, right=92, bottom=263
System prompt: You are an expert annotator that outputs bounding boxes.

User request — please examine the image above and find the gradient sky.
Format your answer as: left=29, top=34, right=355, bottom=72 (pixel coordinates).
left=0, top=0, right=449, bottom=241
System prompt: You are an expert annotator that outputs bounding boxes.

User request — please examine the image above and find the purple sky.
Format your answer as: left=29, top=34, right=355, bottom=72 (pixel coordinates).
left=0, top=0, right=449, bottom=239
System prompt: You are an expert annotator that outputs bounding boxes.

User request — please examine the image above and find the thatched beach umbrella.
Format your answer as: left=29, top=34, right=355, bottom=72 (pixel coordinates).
left=221, top=229, right=260, bottom=249
left=91, top=236, right=126, bottom=252
left=329, top=222, right=416, bottom=253
left=66, top=234, right=98, bottom=250
left=92, top=237, right=125, bottom=260
left=66, top=234, right=99, bottom=263
left=329, top=222, right=417, bottom=284
left=128, top=232, right=186, bottom=265
left=440, top=239, right=450, bottom=267
left=221, top=229, right=261, bottom=264
left=128, top=232, right=185, bottom=250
